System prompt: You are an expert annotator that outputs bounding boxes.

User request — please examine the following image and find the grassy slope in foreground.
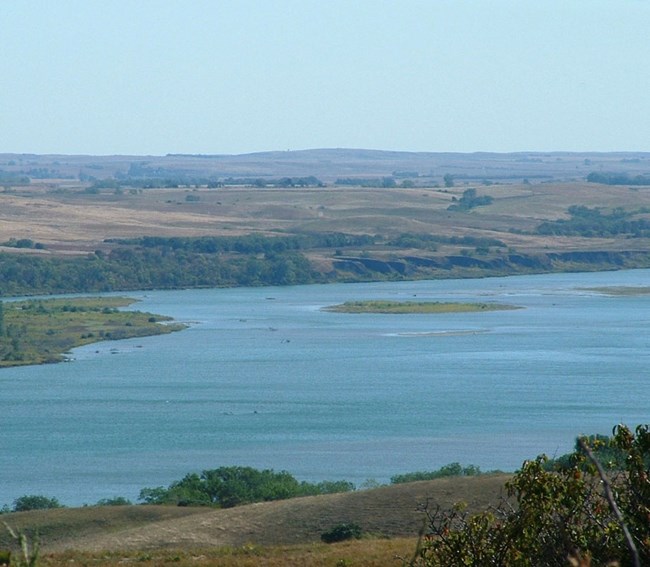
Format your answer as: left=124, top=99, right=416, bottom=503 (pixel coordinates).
left=0, top=475, right=510, bottom=560
left=323, top=300, right=521, bottom=314
left=0, top=296, right=186, bottom=367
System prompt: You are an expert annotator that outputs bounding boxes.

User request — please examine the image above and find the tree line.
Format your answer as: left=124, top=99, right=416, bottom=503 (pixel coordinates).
left=107, top=232, right=376, bottom=254
left=0, top=231, right=513, bottom=297
left=587, top=171, right=650, bottom=185
left=0, top=248, right=319, bottom=296
left=536, top=205, right=650, bottom=237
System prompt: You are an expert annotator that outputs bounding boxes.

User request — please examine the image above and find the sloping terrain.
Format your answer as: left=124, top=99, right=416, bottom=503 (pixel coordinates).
left=1, top=475, right=509, bottom=553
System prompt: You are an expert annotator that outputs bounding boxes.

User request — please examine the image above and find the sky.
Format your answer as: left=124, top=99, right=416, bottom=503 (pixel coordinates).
left=2, top=0, right=650, bottom=156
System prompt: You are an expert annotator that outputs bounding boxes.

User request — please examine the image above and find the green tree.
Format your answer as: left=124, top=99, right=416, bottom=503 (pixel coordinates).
left=443, top=173, right=454, bottom=188
left=139, top=466, right=355, bottom=508
left=95, top=496, right=132, bottom=506
left=413, top=424, right=649, bottom=566
left=12, top=495, right=62, bottom=512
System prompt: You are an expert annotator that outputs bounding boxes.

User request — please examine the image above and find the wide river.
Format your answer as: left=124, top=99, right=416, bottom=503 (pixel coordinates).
left=2, top=269, right=649, bottom=506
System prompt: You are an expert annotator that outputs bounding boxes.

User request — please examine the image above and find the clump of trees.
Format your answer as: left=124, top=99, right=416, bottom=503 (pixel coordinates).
left=587, top=171, right=650, bottom=186
left=334, top=177, right=397, bottom=187
left=411, top=424, right=650, bottom=566
left=1, top=238, right=45, bottom=250
left=138, top=466, right=355, bottom=508
left=9, top=495, right=62, bottom=513
left=391, top=463, right=486, bottom=484
left=536, top=205, right=650, bottom=237
left=108, top=232, right=377, bottom=254
left=447, top=188, right=494, bottom=211
left=385, top=233, right=505, bottom=250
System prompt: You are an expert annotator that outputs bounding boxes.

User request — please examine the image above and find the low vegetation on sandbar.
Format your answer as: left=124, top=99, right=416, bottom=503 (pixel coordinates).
left=579, top=286, right=650, bottom=296
left=0, top=296, right=185, bottom=367
left=323, top=300, right=521, bottom=314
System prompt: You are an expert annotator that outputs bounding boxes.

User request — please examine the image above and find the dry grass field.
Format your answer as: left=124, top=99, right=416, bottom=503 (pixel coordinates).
left=1, top=475, right=509, bottom=565
left=2, top=180, right=650, bottom=259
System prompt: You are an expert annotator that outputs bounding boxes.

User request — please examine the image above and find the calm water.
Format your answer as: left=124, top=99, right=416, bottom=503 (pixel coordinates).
left=2, top=269, right=649, bottom=506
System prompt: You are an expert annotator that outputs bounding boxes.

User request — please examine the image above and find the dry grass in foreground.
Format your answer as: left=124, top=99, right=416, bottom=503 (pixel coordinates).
left=1, top=476, right=510, bottom=565
left=37, top=538, right=418, bottom=567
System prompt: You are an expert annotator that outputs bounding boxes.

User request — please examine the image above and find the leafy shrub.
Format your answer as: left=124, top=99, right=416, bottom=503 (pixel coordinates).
left=447, top=188, right=493, bottom=211
left=391, top=462, right=483, bottom=484
left=95, top=496, right=132, bottom=506
left=321, top=523, right=363, bottom=543
left=139, top=466, right=355, bottom=508
left=412, top=424, right=650, bottom=566
left=12, top=495, right=62, bottom=512
left=544, top=433, right=629, bottom=471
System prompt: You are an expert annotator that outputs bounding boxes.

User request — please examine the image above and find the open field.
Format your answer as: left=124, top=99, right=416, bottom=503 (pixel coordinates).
left=2, top=147, right=650, bottom=256
left=2, top=181, right=650, bottom=263
left=1, top=475, right=509, bottom=565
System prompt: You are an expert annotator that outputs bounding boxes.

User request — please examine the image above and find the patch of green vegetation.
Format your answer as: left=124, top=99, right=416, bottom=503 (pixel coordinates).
left=138, top=466, right=356, bottom=508
left=323, top=300, right=520, bottom=314
left=390, top=463, right=492, bottom=484
left=0, top=297, right=185, bottom=367
left=320, top=522, right=363, bottom=543
left=536, top=205, right=650, bottom=237
left=447, top=187, right=494, bottom=211
left=418, top=424, right=650, bottom=566
left=587, top=171, right=650, bottom=185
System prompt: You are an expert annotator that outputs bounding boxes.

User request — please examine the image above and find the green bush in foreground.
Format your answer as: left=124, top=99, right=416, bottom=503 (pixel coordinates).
left=412, top=424, right=649, bottom=567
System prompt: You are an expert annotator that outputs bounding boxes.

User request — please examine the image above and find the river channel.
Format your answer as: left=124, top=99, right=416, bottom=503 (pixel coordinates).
left=2, top=269, right=649, bottom=506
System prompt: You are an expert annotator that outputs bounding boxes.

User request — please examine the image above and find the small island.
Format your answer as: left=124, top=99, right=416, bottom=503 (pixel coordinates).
left=323, top=300, right=520, bottom=314
left=578, top=286, right=650, bottom=296
left=0, top=296, right=186, bottom=367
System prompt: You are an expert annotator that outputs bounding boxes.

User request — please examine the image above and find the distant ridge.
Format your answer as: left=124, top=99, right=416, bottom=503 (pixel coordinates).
left=2, top=148, right=650, bottom=182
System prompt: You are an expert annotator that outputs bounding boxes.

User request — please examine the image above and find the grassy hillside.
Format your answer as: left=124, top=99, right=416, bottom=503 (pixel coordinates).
left=2, top=180, right=650, bottom=296
left=0, top=475, right=509, bottom=565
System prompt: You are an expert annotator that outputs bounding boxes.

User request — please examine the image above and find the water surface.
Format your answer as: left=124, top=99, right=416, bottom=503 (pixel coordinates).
left=1, top=269, right=649, bottom=506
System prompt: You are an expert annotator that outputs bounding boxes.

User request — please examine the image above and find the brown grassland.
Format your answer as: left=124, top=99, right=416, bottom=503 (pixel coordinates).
left=2, top=181, right=650, bottom=261
left=1, top=475, right=509, bottom=566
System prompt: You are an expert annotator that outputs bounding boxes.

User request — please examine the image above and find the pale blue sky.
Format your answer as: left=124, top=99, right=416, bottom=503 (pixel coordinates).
left=2, top=1, right=649, bottom=155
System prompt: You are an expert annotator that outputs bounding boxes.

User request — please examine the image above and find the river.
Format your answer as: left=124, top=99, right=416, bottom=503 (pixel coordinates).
left=1, top=269, right=649, bottom=506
